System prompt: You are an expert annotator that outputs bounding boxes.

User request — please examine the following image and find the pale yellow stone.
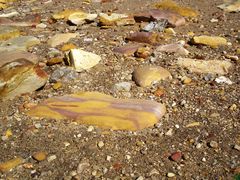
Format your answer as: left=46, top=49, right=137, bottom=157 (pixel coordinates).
left=192, top=35, right=228, bottom=48
left=0, top=157, right=24, bottom=172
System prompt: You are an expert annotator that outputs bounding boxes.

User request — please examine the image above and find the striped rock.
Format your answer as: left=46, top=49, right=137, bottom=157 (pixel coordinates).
left=27, top=92, right=166, bottom=131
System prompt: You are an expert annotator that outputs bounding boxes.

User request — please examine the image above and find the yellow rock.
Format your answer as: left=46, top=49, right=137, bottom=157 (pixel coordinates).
left=0, top=27, right=20, bottom=41
left=0, top=157, right=24, bottom=172
left=237, top=48, right=240, bottom=55
left=183, top=77, right=192, bottom=84
left=186, top=122, right=201, bottom=128
left=53, top=82, right=62, bottom=90
left=32, top=152, right=47, bottom=161
left=46, top=57, right=63, bottom=66
left=27, top=92, right=166, bottom=131
left=52, top=9, right=82, bottom=20
left=61, top=43, right=77, bottom=51
left=155, top=0, right=198, bottom=17
left=187, top=31, right=195, bottom=37
left=5, top=129, right=12, bottom=137
left=192, top=35, right=228, bottom=48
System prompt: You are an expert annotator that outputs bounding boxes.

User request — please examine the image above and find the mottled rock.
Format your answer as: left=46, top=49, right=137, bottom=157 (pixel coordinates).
left=177, top=58, right=232, bottom=74
left=0, top=157, right=24, bottom=172
left=142, top=19, right=168, bottom=32
left=133, top=66, right=172, bottom=87
left=67, top=49, right=101, bottom=72
left=0, top=59, right=48, bottom=100
left=0, top=36, right=40, bottom=52
left=47, top=33, right=78, bottom=47
left=192, top=35, right=228, bottom=48
left=0, top=26, right=20, bottom=41
left=27, top=92, right=166, bottom=131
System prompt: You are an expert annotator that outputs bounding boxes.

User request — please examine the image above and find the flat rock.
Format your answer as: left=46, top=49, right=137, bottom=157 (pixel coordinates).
left=0, top=36, right=40, bottom=52
left=127, top=32, right=160, bottom=45
left=113, top=44, right=144, bottom=56
left=155, top=42, right=189, bottom=55
left=99, top=13, right=135, bottom=26
left=27, top=92, right=166, bottom=131
left=0, top=17, right=37, bottom=27
left=177, top=58, right=232, bottom=74
left=52, top=9, right=82, bottom=20
left=192, top=35, right=228, bottom=48
left=68, top=12, right=97, bottom=25
left=218, top=0, right=240, bottom=12
left=133, top=66, right=172, bottom=87
left=67, top=49, right=101, bottom=72
left=0, top=157, right=24, bottom=172
left=0, top=50, right=38, bottom=67
left=0, top=59, right=48, bottom=100
left=47, top=33, right=78, bottom=47
left=0, top=26, right=20, bottom=41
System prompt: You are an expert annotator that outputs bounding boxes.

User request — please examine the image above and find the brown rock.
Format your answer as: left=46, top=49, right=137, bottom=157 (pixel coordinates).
left=156, top=42, right=189, bottom=55
left=133, top=66, right=172, bottom=87
left=46, top=57, right=63, bottom=66
left=127, top=32, right=160, bottom=45
left=170, top=151, right=182, bottom=162
left=113, top=44, right=144, bottom=56
left=32, top=151, right=47, bottom=162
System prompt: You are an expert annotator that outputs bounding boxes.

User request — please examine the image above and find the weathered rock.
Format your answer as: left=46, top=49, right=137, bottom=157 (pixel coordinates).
left=133, top=66, right=172, bottom=87
left=127, top=32, right=160, bottom=45
left=47, top=33, right=78, bottom=47
left=0, top=157, right=24, bottom=172
left=32, top=152, right=47, bottom=162
left=0, top=36, right=40, bottom=52
left=155, top=0, right=198, bottom=17
left=0, top=50, right=38, bottom=67
left=49, top=66, right=78, bottom=83
left=218, top=0, right=240, bottom=12
left=67, top=49, right=101, bottom=72
left=142, top=19, right=168, bottom=32
left=0, top=26, right=20, bottom=41
left=113, top=44, right=144, bottom=56
left=0, top=59, right=48, bottom=100
left=27, top=92, right=166, bottom=131
left=68, top=12, right=97, bottom=25
left=99, top=13, right=135, bottom=26
left=155, top=42, right=189, bottom=55
left=192, top=36, right=228, bottom=48
left=177, top=58, right=232, bottom=75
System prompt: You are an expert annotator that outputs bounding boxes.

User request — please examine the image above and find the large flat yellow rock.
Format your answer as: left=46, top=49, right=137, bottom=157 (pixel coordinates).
left=27, top=92, right=166, bottom=131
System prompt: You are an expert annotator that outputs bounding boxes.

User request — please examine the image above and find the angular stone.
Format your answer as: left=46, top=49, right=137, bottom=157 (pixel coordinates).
left=113, top=44, right=144, bottom=56
left=68, top=12, right=97, bottom=25
left=0, top=36, right=40, bottom=52
left=0, top=26, right=20, bottom=41
left=155, top=0, right=198, bottom=17
left=47, top=33, right=78, bottom=47
left=177, top=58, right=232, bottom=75
left=67, top=49, right=101, bottom=72
left=0, top=50, right=38, bottom=67
left=99, top=13, right=135, bottom=26
left=0, top=157, right=24, bottom=172
left=218, top=0, right=240, bottom=12
left=192, top=36, right=228, bottom=48
left=133, top=66, right=172, bottom=87
left=127, top=32, right=160, bottom=45
left=155, top=42, right=189, bottom=55
left=26, top=92, right=166, bottom=131
left=0, top=59, right=48, bottom=100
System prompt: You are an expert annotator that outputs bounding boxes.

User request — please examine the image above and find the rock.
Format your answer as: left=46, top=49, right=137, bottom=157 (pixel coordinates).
left=154, top=87, right=165, bottom=97
left=52, top=82, right=62, bottom=90
left=142, top=19, right=168, bottom=32
left=177, top=58, right=232, bottom=75
left=167, top=172, right=176, bottom=178
left=52, top=9, right=82, bottom=20
left=126, top=32, right=160, bottom=45
left=32, top=152, right=47, bottom=161
left=61, top=43, right=77, bottom=51
left=0, top=50, right=38, bottom=67
left=155, top=42, right=189, bottom=55
left=77, top=161, right=90, bottom=174
left=209, top=141, right=218, bottom=149
left=36, top=23, right=47, bottom=29
left=99, top=13, right=135, bottom=26
left=237, top=48, right=240, bottom=55
left=215, top=76, right=233, bottom=85
left=97, top=141, right=104, bottom=148
left=133, top=66, right=172, bottom=87
left=135, top=46, right=152, bottom=59
left=26, top=92, right=166, bottom=131
left=218, top=0, right=240, bottom=12
left=233, top=144, right=240, bottom=151
left=67, top=49, right=101, bottom=72
left=192, top=36, right=228, bottom=48
left=113, top=82, right=132, bottom=92
left=134, top=9, right=186, bottom=27
left=47, top=57, right=63, bottom=66
left=0, top=157, right=24, bottom=172
left=155, top=0, right=198, bottom=17
left=0, top=59, right=48, bottom=100
left=182, top=77, right=192, bottom=84
left=170, top=151, right=182, bottom=162
left=0, top=36, right=40, bottom=52
left=47, top=155, right=57, bottom=162
left=68, top=11, right=97, bottom=25
left=48, top=33, right=78, bottom=47
left=49, top=66, right=78, bottom=83
left=87, top=126, right=94, bottom=132
left=186, top=122, right=201, bottom=128
left=149, top=168, right=160, bottom=176
left=0, top=26, right=20, bottom=41
left=113, top=44, right=144, bottom=56
left=229, top=104, right=237, bottom=111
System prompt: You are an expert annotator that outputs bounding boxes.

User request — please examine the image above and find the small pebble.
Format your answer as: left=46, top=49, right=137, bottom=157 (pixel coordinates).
left=233, top=144, right=240, bottom=151
left=202, top=157, right=206, bottom=162
left=209, top=141, right=218, bottom=148
left=125, top=155, right=131, bottom=160
left=165, top=129, right=173, bottom=136
left=167, top=172, right=176, bottom=178
left=136, top=176, right=144, bottom=180
left=196, top=143, right=202, bottom=149
left=106, top=156, right=112, bottom=161
left=32, top=151, right=47, bottom=161
left=87, top=126, right=94, bottom=132
left=47, top=155, right=57, bottom=162
left=98, top=141, right=104, bottom=148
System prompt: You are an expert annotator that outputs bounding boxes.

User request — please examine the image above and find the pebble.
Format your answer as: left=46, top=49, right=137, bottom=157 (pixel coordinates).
left=97, top=141, right=104, bottom=148
left=77, top=161, right=90, bottom=174
left=125, top=155, right=131, bottom=160
left=87, top=126, right=94, bottom=132
left=167, top=172, right=176, bottom=178
left=170, top=151, right=182, bottom=162
left=113, top=82, right=132, bottom=92
left=47, top=33, right=78, bottom=47
left=47, top=155, right=57, bottom=162
left=196, top=143, right=202, bottom=149
left=229, top=104, right=237, bottom=111
left=202, top=157, right=206, bottom=162
left=136, top=176, right=144, bottom=180
left=233, top=144, right=240, bottom=151
left=149, top=168, right=160, bottom=176
left=209, top=141, right=218, bottom=148
left=32, top=151, right=47, bottom=161
left=165, top=128, right=173, bottom=136
left=34, top=123, right=42, bottom=129
left=106, top=156, right=112, bottom=161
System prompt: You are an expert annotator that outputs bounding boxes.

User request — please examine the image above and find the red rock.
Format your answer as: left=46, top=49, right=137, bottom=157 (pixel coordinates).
left=127, top=32, right=160, bottom=45
left=170, top=151, right=182, bottom=162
